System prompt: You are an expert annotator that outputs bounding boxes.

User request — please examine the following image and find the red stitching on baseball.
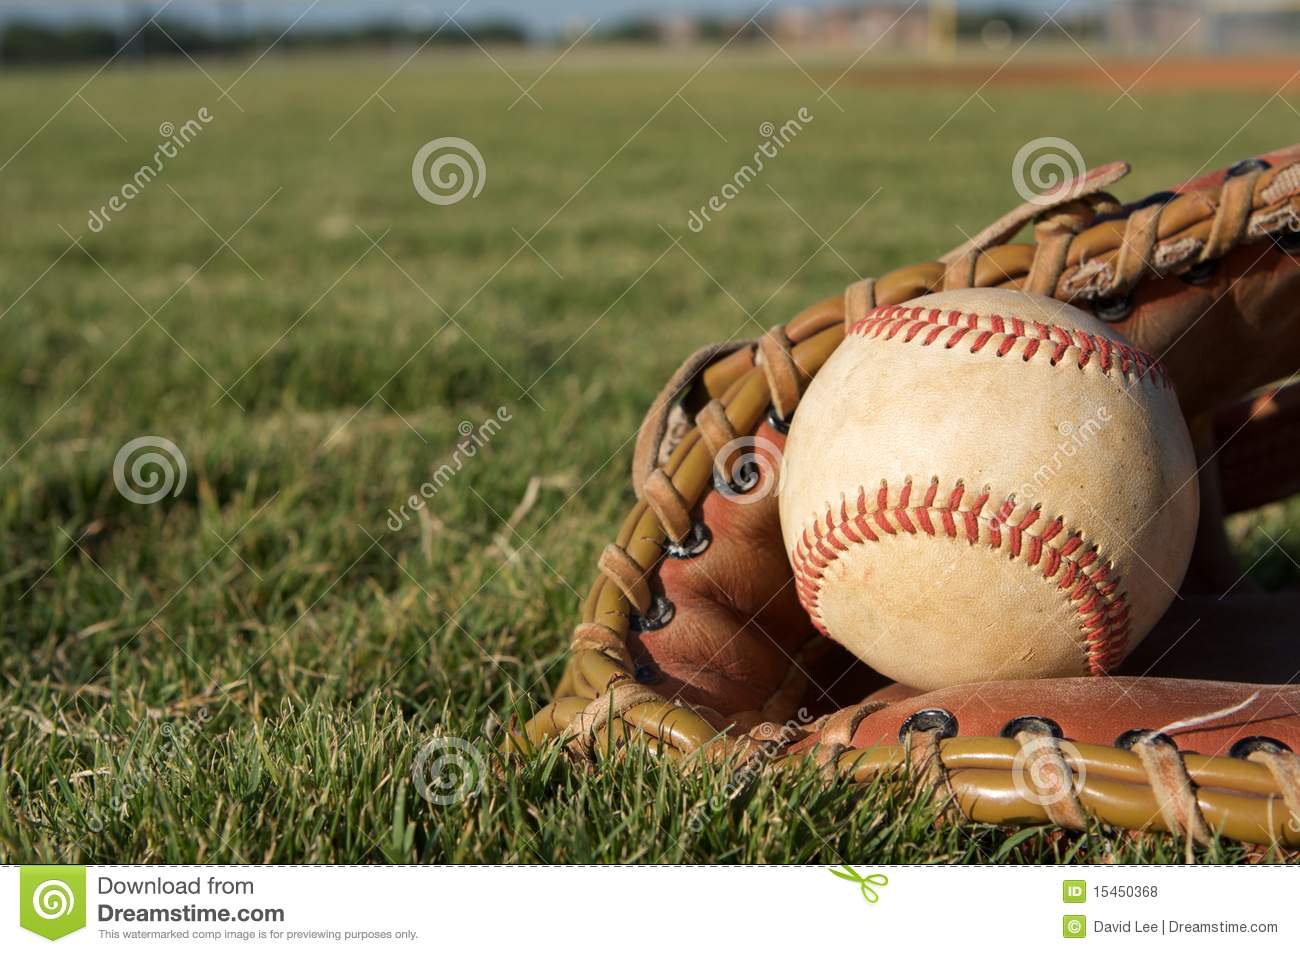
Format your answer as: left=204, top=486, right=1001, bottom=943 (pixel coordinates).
left=848, top=305, right=1172, bottom=388
left=789, top=477, right=1131, bottom=676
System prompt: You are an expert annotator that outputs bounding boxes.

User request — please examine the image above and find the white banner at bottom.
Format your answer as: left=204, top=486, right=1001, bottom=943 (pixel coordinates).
left=4, top=864, right=1296, bottom=952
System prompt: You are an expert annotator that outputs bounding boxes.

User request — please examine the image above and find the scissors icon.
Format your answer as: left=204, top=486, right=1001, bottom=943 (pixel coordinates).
left=828, top=865, right=889, bottom=904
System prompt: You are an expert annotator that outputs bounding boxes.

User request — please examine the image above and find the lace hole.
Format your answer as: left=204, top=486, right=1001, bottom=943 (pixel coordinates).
left=1229, top=736, right=1291, bottom=759
left=766, top=406, right=792, bottom=435
left=1274, top=228, right=1300, bottom=255
left=634, top=660, right=664, bottom=684
left=1094, top=294, right=1132, bottom=322
left=1090, top=190, right=1177, bottom=226
left=1000, top=715, right=1063, bottom=740
left=1182, top=258, right=1218, bottom=286
left=1113, top=728, right=1175, bottom=750
left=664, top=522, right=711, bottom=559
left=1226, top=157, right=1270, bottom=178
left=898, top=708, right=958, bottom=742
left=629, top=594, right=675, bottom=633
left=714, top=459, right=761, bottom=496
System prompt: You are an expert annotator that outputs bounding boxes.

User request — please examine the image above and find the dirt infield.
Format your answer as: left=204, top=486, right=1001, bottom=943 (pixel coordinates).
left=840, top=56, right=1300, bottom=92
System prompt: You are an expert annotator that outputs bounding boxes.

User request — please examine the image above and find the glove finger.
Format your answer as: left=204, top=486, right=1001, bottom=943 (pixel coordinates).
left=629, top=421, right=822, bottom=722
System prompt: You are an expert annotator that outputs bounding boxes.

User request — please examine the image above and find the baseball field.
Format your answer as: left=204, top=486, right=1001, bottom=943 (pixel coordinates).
left=1, top=47, right=1296, bottom=863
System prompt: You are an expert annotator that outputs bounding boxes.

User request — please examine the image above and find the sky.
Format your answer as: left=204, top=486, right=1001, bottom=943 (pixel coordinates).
left=0, top=1, right=1093, bottom=38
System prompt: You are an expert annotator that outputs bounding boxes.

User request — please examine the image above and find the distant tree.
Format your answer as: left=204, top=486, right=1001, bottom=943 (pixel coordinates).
left=600, top=18, right=663, bottom=44
left=0, top=21, right=117, bottom=64
left=954, top=8, right=1036, bottom=39
left=0, top=14, right=529, bottom=68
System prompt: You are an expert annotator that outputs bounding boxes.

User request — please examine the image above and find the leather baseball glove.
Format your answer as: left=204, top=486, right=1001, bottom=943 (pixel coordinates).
left=510, top=144, right=1300, bottom=849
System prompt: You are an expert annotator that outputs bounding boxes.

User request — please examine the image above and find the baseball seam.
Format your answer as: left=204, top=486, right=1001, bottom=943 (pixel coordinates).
left=789, top=477, right=1131, bottom=675
left=850, top=305, right=1173, bottom=389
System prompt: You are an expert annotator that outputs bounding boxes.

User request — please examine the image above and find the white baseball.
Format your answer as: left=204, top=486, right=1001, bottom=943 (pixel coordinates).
left=779, top=289, right=1198, bottom=691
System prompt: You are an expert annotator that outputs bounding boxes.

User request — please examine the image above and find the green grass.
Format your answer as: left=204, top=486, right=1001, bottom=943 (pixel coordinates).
left=0, top=47, right=1295, bottom=863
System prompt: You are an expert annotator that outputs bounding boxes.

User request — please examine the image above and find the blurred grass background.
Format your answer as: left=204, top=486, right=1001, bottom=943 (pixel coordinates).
left=0, top=47, right=1296, bottom=862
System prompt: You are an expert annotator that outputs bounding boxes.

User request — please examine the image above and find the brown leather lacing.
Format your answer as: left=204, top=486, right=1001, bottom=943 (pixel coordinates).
left=810, top=701, right=888, bottom=774
left=509, top=150, right=1300, bottom=847
left=1249, top=749, right=1300, bottom=827
left=1131, top=735, right=1213, bottom=845
left=756, top=325, right=806, bottom=422
left=695, top=401, right=738, bottom=472
left=596, top=544, right=652, bottom=612
left=825, top=717, right=1300, bottom=847
left=1008, top=723, right=1089, bottom=830
left=841, top=160, right=1296, bottom=328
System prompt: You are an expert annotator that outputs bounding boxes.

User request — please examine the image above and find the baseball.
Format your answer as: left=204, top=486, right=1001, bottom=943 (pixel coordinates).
left=779, top=288, right=1198, bottom=691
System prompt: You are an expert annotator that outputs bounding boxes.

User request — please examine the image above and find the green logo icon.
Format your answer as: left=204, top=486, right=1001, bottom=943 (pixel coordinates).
left=19, top=866, right=86, bottom=940
left=1063, top=914, right=1086, bottom=938
left=1063, top=879, right=1086, bottom=903
left=828, top=865, right=888, bottom=904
